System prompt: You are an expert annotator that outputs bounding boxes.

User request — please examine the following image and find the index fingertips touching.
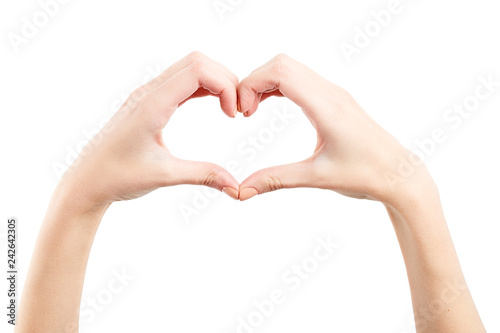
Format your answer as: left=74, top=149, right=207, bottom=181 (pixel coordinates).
left=219, top=87, right=238, bottom=118
left=242, top=94, right=261, bottom=117
left=237, top=83, right=257, bottom=115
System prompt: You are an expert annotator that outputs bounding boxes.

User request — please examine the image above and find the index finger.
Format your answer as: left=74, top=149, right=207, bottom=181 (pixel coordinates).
left=237, top=54, right=334, bottom=120
left=145, top=59, right=238, bottom=121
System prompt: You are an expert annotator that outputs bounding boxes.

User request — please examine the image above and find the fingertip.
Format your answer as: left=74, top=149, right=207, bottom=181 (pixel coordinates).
left=239, top=187, right=259, bottom=201
left=226, top=105, right=237, bottom=118
left=220, top=93, right=238, bottom=118
left=243, top=98, right=259, bottom=117
left=217, top=168, right=240, bottom=193
left=237, top=84, right=256, bottom=114
left=222, top=187, right=239, bottom=200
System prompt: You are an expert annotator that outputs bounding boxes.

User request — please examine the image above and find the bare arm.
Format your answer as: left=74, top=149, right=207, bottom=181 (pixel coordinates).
left=14, top=188, right=107, bottom=332
left=386, top=186, right=484, bottom=332
left=15, top=53, right=485, bottom=332
left=237, top=54, right=485, bottom=332
left=15, top=52, right=240, bottom=333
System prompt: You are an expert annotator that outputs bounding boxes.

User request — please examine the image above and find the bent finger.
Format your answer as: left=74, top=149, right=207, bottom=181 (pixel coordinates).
left=238, top=160, right=314, bottom=201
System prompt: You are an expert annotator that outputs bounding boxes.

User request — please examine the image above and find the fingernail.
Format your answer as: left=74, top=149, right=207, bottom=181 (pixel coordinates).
left=222, top=187, right=239, bottom=200
left=243, top=111, right=249, bottom=117
left=239, top=188, right=258, bottom=201
left=233, top=107, right=238, bottom=118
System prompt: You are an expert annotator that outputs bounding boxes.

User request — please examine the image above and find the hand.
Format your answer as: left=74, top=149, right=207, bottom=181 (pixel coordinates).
left=59, top=52, right=240, bottom=215
left=17, top=54, right=485, bottom=333
left=237, top=54, right=434, bottom=207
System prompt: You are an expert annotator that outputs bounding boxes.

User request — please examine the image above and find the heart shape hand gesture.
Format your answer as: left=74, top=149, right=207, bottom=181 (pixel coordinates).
left=18, top=52, right=487, bottom=333
left=61, top=52, right=431, bottom=214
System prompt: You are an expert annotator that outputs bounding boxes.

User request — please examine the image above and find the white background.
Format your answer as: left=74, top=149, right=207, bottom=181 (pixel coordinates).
left=1, top=0, right=500, bottom=332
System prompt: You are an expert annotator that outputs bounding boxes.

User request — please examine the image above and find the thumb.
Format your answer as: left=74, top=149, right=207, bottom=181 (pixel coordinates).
left=170, top=159, right=240, bottom=200
left=239, top=161, right=313, bottom=201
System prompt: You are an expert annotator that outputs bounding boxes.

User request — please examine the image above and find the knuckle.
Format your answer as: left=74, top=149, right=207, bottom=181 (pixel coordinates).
left=188, top=59, right=208, bottom=76
left=325, top=84, right=356, bottom=113
left=273, top=53, right=290, bottom=63
left=270, top=54, right=291, bottom=77
left=265, top=175, right=284, bottom=192
left=130, top=86, right=148, bottom=103
left=137, top=90, right=156, bottom=108
left=187, top=51, right=205, bottom=62
left=336, top=86, right=354, bottom=103
left=121, top=87, right=150, bottom=112
left=229, top=72, right=239, bottom=85
left=203, top=171, right=217, bottom=188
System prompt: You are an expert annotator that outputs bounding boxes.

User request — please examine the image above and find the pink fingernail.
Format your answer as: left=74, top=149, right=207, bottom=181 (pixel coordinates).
left=239, top=188, right=258, bottom=201
left=222, top=187, right=239, bottom=200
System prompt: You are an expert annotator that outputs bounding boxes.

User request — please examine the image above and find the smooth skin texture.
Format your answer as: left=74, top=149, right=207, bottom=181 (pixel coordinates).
left=15, top=53, right=485, bottom=332
left=237, top=54, right=486, bottom=332
left=15, top=52, right=241, bottom=333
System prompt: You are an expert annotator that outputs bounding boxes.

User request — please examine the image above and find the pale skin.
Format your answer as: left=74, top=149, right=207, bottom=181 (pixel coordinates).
left=15, top=52, right=485, bottom=332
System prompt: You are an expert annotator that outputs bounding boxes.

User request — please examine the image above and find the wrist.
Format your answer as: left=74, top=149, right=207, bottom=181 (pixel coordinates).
left=49, top=177, right=111, bottom=229
left=387, top=177, right=440, bottom=215
left=383, top=173, right=448, bottom=240
left=381, top=150, right=440, bottom=215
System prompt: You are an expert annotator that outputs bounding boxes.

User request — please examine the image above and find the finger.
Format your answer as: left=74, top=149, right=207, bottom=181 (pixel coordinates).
left=243, top=90, right=284, bottom=117
left=187, top=52, right=239, bottom=87
left=238, top=54, right=331, bottom=123
left=177, top=88, right=217, bottom=108
left=170, top=159, right=240, bottom=200
left=145, top=51, right=239, bottom=94
left=260, top=90, right=284, bottom=102
left=146, top=61, right=238, bottom=120
left=242, top=92, right=262, bottom=117
left=238, top=160, right=314, bottom=201
left=125, top=53, right=202, bottom=106
left=247, top=56, right=279, bottom=75
left=128, top=52, right=238, bottom=111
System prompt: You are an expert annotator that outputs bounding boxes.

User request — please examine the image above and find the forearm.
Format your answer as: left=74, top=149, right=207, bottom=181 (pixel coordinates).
left=16, top=182, right=108, bottom=333
left=386, top=180, right=485, bottom=332
left=14, top=53, right=240, bottom=332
